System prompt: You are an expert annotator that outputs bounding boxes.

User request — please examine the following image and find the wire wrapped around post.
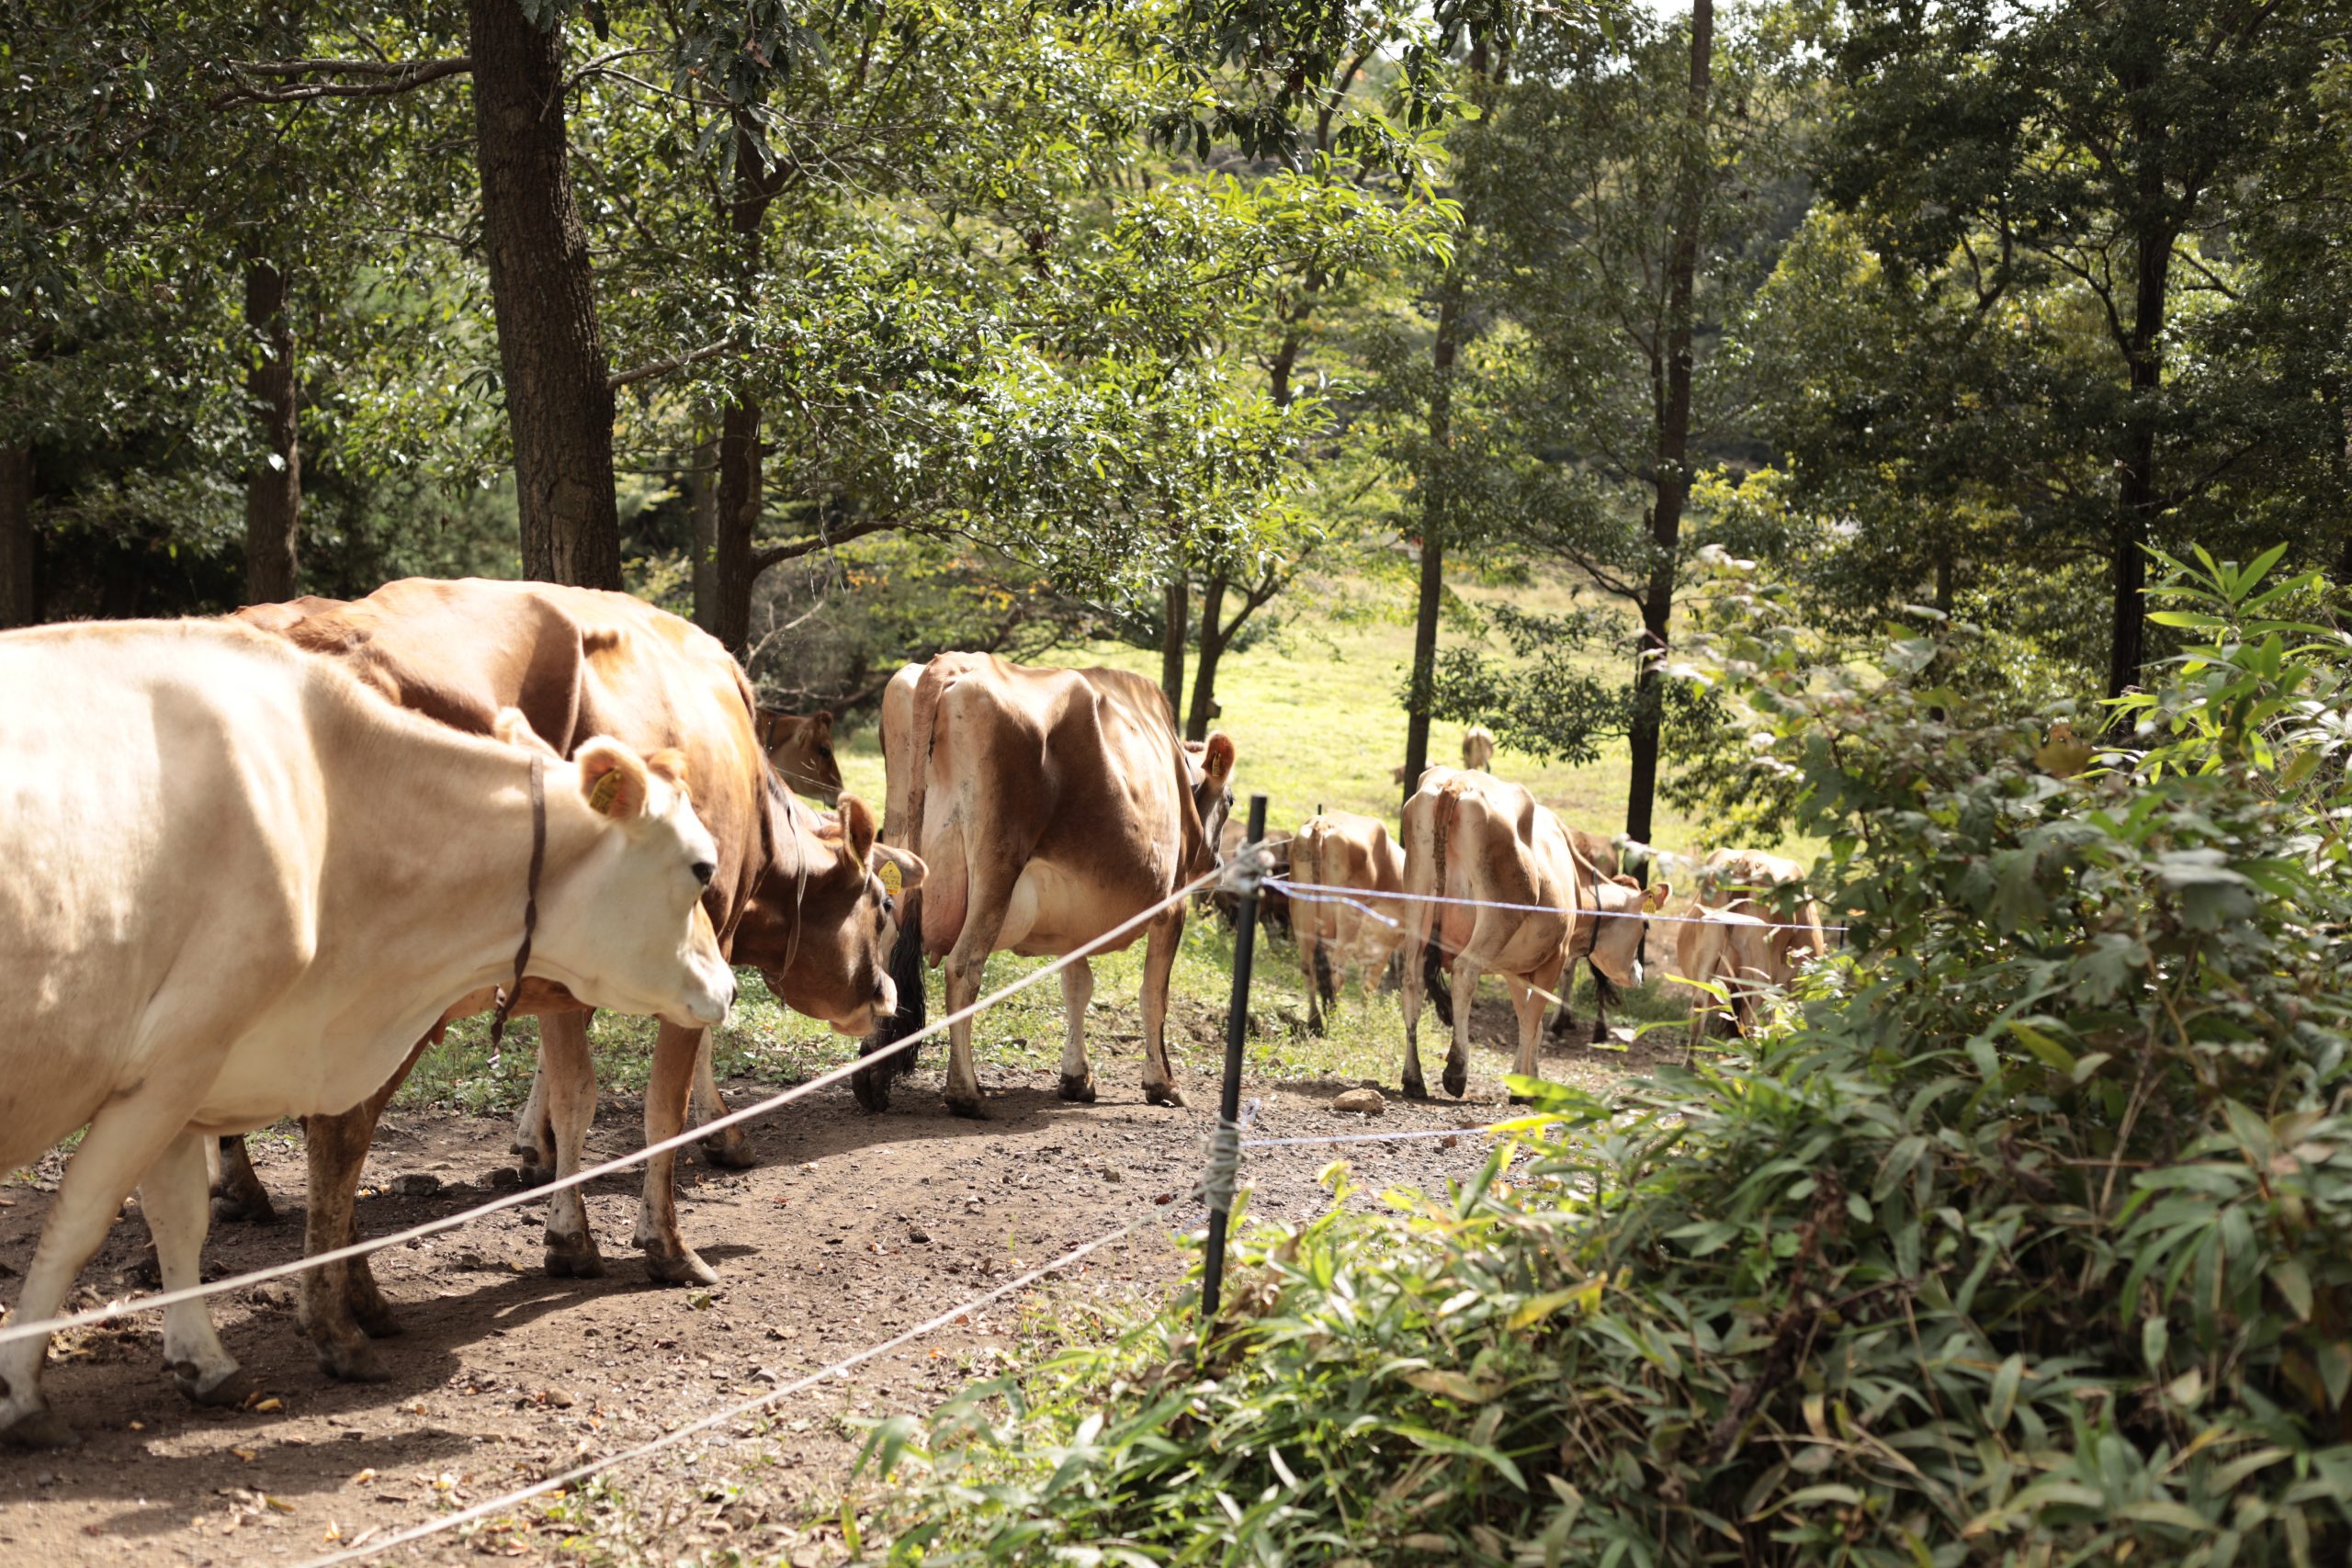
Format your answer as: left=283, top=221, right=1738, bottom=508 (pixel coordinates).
left=1202, top=792, right=1268, bottom=1324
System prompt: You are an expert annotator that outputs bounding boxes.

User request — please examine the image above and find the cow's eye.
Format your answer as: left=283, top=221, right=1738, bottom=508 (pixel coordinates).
left=881, top=896, right=898, bottom=922
left=692, top=860, right=717, bottom=887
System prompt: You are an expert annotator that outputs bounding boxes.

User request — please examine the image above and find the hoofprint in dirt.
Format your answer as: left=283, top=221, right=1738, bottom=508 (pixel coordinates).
left=0, top=998, right=1679, bottom=1568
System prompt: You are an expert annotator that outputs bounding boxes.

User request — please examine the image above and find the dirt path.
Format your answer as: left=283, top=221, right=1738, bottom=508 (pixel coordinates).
left=0, top=998, right=1676, bottom=1567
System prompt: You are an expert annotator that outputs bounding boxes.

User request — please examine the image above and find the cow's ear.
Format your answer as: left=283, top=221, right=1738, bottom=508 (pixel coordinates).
left=645, top=748, right=692, bottom=796
left=1201, top=732, right=1237, bottom=784
left=814, top=709, right=834, bottom=739
left=873, top=844, right=927, bottom=896
left=492, top=707, right=563, bottom=761
left=1611, top=874, right=1640, bottom=890
left=576, top=739, right=652, bottom=821
left=839, top=793, right=878, bottom=864
left=1642, top=880, right=1672, bottom=912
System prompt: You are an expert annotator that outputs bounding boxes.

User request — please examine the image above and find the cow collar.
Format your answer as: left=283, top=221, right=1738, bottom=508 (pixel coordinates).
left=487, top=754, right=548, bottom=1062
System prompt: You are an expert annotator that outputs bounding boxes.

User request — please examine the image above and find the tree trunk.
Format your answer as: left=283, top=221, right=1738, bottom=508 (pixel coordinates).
left=1186, top=571, right=1230, bottom=741
left=469, top=0, right=619, bottom=589
left=1623, top=0, right=1713, bottom=850
left=1403, top=278, right=1464, bottom=799
left=688, top=433, right=719, bottom=633
left=241, top=251, right=300, bottom=604
left=1159, top=574, right=1188, bottom=717
left=2109, top=216, right=2173, bottom=701
left=708, top=401, right=762, bottom=656
left=0, top=442, right=34, bottom=627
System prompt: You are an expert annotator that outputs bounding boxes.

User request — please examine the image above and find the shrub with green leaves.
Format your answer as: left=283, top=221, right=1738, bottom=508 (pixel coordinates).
left=866, top=547, right=2352, bottom=1566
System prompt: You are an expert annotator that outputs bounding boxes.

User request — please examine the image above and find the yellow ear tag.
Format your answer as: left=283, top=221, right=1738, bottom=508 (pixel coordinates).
left=879, top=859, right=902, bottom=895
left=588, top=770, right=625, bottom=816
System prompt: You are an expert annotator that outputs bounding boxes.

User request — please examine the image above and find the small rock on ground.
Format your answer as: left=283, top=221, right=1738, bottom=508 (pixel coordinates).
left=1331, top=1088, right=1386, bottom=1116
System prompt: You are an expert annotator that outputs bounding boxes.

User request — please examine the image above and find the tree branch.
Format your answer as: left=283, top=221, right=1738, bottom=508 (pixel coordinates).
left=750, top=517, right=902, bottom=572
left=212, top=57, right=471, bottom=109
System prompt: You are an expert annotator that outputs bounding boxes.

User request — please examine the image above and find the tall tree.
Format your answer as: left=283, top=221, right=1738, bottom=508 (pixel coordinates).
left=240, top=248, right=301, bottom=603
left=468, top=0, right=620, bottom=588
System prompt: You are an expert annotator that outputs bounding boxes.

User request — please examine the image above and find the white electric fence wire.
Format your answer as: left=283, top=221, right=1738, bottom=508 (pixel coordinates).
left=296, top=1216, right=1149, bottom=1568
left=1241, top=1121, right=1534, bottom=1149
left=1268, top=876, right=1849, bottom=933
left=0, top=868, right=1220, bottom=1350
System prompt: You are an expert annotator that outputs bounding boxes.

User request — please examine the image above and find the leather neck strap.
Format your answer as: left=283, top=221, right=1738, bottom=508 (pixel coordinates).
left=487, top=754, right=548, bottom=1062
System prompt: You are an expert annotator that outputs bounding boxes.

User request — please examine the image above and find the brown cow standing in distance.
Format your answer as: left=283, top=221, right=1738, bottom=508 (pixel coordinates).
left=1289, top=810, right=1408, bottom=1034
left=209, top=579, right=921, bottom=1381
left=1546, top=825, right=1632, bottom=1045
left=1676, top=847, right=1828, bottom=1048
left=1399, top=769, right=1667, bottom=1100
left=759, top=707, right=843, bottom=803
left=854, top=653, right=1237, bottom=1117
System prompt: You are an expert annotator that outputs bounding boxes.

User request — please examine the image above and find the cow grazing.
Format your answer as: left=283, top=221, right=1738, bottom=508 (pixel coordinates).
left=0, top=619, right=732, bottom=1446
left=855, top=654, right=1237, bottom=1116
left=1676, top=905, right=1801, bottom=1050
left=1463, top=725, right=1497, bottom=772
left=1289, top=811, right=1408, bottom=1034
left=211, top=580, right=918, bottom=1379
left=759, top=706, right=843, bottom=804
left=1212, top=816, right=1291, bottom=939
left=1398, top=770, right=1667, bottom=1100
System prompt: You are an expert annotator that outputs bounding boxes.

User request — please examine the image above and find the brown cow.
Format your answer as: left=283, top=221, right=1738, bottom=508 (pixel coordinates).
left=1399, top=770, right=1667, bottom=1100
left=1289, top=811, right=1407, bottom=1034
left=1676, top=905, right=1802, bottom=1050
left=213, top=579, right=920, bottom=1379
left=1695, top=847, right=1829, bottom=976
left=1212, top=816, right=1291, bottom=938
left=854, top=654, right=1237, bottom=1116
left=1545, top=826, right=1629, bottom=1045
left=1463, top=725, right=1497, bottom=772
left=759, top=707, right=843, bottom=803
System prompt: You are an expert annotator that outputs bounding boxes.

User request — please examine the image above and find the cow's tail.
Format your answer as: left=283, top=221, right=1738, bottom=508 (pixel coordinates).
left=1421, top=787, right=1456, bottom=1029
left=854, top=661, right=948, bottom=1111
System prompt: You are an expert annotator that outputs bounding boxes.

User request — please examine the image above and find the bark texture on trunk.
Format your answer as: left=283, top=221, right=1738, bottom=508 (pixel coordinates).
left=242, top=252, right=301, bottom=604
left=469, top=0, right=619, bottom=589
left=0, top=442, right=34, bottom=628
left=1623, top=0, right=1713, bottom=850
left=688, top=434, right=719, bottom=634
left=2108, top=212, right=2172, bottom=701
left=1160, top=575, right=1189, bottom=718
left=712, top=400, right=761, bottom=655
left=1186, top=572, right=1230, bottom=741
left=1403, top=280, right=1464, bottom=801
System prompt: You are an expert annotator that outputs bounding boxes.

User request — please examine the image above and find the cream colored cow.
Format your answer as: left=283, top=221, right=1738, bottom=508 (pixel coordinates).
left=1290, top=810, right=1408, bottom=1033
left=0, top=619, right=733, bottom=1446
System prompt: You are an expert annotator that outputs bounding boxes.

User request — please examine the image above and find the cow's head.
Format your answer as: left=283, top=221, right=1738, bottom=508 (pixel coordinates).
left=735, top=787, right=925, bottom=1036
left=1589, top=874, right=1670, bottom=996
left=1183, top=732, right=1239, bottom=872
left=759, top=707, right=843, bottom=805
left=517, top=723, right=737, bottom=1031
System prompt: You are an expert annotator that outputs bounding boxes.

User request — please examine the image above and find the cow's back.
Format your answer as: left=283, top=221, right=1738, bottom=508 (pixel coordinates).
left=0, top=622, right=327, bottom=1165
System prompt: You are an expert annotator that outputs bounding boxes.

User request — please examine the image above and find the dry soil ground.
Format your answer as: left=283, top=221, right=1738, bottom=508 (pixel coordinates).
left=0, top=987, right=1680, bottom=1568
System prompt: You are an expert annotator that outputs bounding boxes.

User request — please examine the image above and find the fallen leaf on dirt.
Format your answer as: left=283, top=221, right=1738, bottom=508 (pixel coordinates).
left=253, top=1396, right=284, bottom=1414
left=232, top=1448, right=256, bottom=1463
left=266, top=1495, right=295, bottom=1514
left=352, top=1469, right=378, bottom=1486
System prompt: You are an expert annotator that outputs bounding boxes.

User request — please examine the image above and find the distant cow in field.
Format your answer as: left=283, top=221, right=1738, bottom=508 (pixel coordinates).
left=211, top=579, right=918, bottom=1379
left=1388, top=727, right=1502, bottom=787
left=1546, top=826, right=1631, bottom=1045
left=0, top=618, right=732, bottom=1446
left=1290, top=811, right=1408, bottom=1034
left=1677, top=905, right=1801, bottom=1049
left=1399, top=770, right=1667, bottom=1100
left=1696, top=848, right=1829, bottom=972
left=759, top=706, right=843, bottom=803
left=857, top=654, right=1237, bottom=1115
left=1212, top=816, right=1292, bottom=938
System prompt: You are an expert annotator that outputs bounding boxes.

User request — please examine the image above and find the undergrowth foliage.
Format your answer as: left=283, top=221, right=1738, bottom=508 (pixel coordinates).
left=865, top=547, right=2352, bottom=1566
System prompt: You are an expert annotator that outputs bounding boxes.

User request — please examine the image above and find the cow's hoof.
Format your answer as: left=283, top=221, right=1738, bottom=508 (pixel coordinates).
left=1306, top=1016, right=1327, bottom=1039
left=1402, top=1075, right=1430, bottom=1101
left=1442, top=1066, right=1467, bottom=1100
left=944, top=1094, right=988, bottom=1121
left=169, top=1360, right=251, bottom=1408
left=316, top=1337, right=391, bottom=1383
left=698, top=1129, right=757, bottom=1170
left=641, top=1245, right=719, bottom=1288
left=850, top=1066, right=892, bottom=1115
left=545, top=1235, right=607, bottom=1279
left=346, top=1281, right=402, bottom=1341
left=1143, top=1085, right=1187, bottom=1109
left=209, top=1184, right=277, bottom=1225
left=0, top=1408, right=79, bottom=1450
left=1057, top=1074, right=1097, bottom=1104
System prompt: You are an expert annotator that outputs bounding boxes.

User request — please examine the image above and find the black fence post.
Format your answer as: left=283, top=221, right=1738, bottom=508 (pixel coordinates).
left=1202, top=792, right=1267, bottom=1325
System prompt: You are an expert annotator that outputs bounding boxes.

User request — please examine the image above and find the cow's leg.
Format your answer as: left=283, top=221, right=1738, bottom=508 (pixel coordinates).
left=632, top=1020, right=718, bottom=1285
left=1442, top=953, right=1477, bottom=1100
left=209, top=1134, right=276, bottom=1224
left=298, top=1033, right=432, bottom=1381
left=1301, top=931, right=1329, bottom=1036
left=538, top=1012, right=606, bottom=1280
left=940, top=874, right=1019, bottom=1119
left=1400, top=914, right=1430, bottom=1101
left=1, top=1089, right=202, bottom=1447
left=1057, top=959, right=1098, bottom=1103
left=511, top=1054, right=555, bottom=1186
left=1139, top=909, right=1187, bottom=1108
left=140, top=1131, right=242, bottom=1406
left=1507, top=978, right=1551, bottom=1102
left=691, top=1031, right=754, bottom=1168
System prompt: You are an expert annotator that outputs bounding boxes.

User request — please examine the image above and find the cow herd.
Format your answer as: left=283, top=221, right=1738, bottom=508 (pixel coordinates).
left=0, top=576, right=1820, bottom=1447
